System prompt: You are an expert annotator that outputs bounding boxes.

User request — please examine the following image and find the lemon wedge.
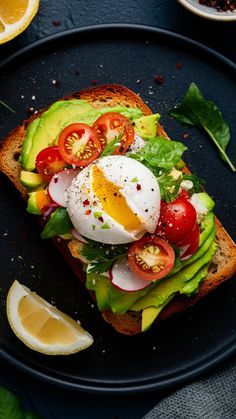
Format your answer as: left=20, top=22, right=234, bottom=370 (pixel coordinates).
left=6, top=280, right=93, bottom=355
left=0, top=0, right=39, bottom=45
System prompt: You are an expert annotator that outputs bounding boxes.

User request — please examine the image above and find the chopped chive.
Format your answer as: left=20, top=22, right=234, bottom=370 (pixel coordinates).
left=101, top=223, right=110, bottom=230
left=131, top=176, right=139, bottom=182
left=92, top=224, right=96, bottom=231
left=93, top=211, right=102, bottom=218
left=0, top=100, right=16, bottom=113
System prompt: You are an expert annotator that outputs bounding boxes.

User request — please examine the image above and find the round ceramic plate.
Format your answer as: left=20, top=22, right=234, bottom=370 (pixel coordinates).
left=0, top=24, right=235, bottom=394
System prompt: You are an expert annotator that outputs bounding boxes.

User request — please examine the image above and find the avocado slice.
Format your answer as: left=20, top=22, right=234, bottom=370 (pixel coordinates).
left=20, top=118, right=40, bottom=168
left=27, top=190, right=50, bottom=215
left=141, top=263, right=210, bottom=332
left=95, top=276, right=110, bottom=311
left=20, top=170, right=43, bottom=188
left=134, top=113, right=160, bottom=139
left=194, top=192, right=215, bottom=211
left=131, top=241, right=217, bottom=312
left=22, top=100, right=93, bottom=171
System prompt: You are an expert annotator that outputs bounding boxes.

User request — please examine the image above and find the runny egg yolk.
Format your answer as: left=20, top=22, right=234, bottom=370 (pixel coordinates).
left=91, top=165, right=142, bottom=232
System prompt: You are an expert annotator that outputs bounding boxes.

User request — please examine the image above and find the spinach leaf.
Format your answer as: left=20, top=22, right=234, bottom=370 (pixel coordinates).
left=41, top=207, right=73, bottom=239
left=170, top=82, right=235, bottom=172
left=131, top=136, right=187, bottom=170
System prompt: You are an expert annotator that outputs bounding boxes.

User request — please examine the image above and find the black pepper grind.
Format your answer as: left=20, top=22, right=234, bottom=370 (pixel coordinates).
left=198, top=0, right=236, bottom=12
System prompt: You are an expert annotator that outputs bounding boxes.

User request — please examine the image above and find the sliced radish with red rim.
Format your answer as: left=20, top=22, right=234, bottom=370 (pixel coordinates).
left=110, top=257, right=153, bottom=292
left=48, top=168, right=80, bottom=207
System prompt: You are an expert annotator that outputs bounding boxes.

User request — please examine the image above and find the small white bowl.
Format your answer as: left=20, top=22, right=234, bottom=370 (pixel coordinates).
left=177, top=0, right=236, bottom=21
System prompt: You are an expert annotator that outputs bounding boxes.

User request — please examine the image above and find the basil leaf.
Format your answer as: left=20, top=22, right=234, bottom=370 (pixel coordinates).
left=170, top=82, right=235, bottom=172
left=131, top=136, right=187, bottom=170
left=0, top=387, right=23, bottom=419
left=0, top=387, right=41, bottom=419
left=41, top=208, right=73, bottom=239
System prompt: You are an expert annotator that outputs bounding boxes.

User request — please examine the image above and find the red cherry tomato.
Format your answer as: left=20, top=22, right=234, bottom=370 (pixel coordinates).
left=177, top=224, right=200, bottom=260
left=35, top=146, right=67, bottom=182
left=93, top=112, right=134, bottom=154
left=128, top=236, right=175, bottom=281
left=58, top=123, right=102, bottom=167
left=155, top=196, right=197, bottom=245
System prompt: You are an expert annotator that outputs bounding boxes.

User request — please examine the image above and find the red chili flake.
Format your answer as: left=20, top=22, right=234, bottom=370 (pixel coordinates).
left=136, top=184, right=142, bottom=191
left=98, top=216, right=104, bottom=223
left=85, top=209, right=91, bottom=215
left=176, top=62, right=182, bottom=70
left=83, top=199, right=90, bottom=206
left=52, top=19, right=61, bottom=27
left=91, top=79, right=98, bottom=85
left=154, top=74, right=164, bottom=84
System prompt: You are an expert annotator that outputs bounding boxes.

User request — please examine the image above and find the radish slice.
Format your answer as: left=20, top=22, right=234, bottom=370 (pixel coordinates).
left=128, top=134, right=146, bottom=154
left=110, top=257, right=152, bottom=292
left=48, top=168, right=80, bottom=207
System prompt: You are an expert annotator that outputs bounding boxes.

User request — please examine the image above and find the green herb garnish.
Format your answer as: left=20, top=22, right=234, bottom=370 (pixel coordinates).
left=157, top=172, right=182, bottom=203
left=0, top=100, right=15, bottom=113
left=170, top=82, right=235, bottom=172
left=100, top=132, right=124, bottom=157
left=182, top=173, right=205, bottom=193
left=82, top=240, right=128, bottom=274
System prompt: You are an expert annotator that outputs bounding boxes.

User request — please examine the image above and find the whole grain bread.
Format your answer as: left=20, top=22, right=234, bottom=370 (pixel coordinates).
left=0, top=84, right=236, bottom=335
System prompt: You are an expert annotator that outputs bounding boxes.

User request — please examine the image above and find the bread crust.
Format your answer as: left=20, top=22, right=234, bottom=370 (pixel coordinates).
left=0, top=84, right=236, bottom=335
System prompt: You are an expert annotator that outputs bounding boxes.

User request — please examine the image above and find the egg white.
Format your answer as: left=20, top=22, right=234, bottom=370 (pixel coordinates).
left=67, top=155, right=160, bottom=244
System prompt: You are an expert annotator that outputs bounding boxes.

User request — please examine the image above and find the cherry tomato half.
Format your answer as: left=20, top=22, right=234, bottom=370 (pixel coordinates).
left=128, top=236, right=175, bottom=281
left=93, top=112, right=134, bottom=154
left=155, top=195, right=197, bottom=245
left=177, top=224, right=200, bottom=260
left=35, top=146, right=67, bottom=182
left=58, top=123, right=102, bottom=167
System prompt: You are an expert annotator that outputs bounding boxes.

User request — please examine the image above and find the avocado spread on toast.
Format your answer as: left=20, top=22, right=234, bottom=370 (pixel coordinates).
left=18, top=93, right=220, bottom=334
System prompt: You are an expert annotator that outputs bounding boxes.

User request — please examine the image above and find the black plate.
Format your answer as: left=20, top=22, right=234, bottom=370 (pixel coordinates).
left=0, top=24, right=236, bottom=394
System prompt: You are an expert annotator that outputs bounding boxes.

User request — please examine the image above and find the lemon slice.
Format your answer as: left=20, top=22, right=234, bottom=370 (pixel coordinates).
left=0, top=0, right=39, bottom=45
left=6, top=280, right=93, bottom=355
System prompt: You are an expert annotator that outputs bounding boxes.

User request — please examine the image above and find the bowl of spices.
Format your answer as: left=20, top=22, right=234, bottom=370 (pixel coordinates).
left=177, top=0, right=236, bottom=20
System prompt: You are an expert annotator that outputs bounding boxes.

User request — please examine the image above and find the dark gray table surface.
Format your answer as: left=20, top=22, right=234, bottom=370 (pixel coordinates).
left=1, top=1, right=236, bottom=418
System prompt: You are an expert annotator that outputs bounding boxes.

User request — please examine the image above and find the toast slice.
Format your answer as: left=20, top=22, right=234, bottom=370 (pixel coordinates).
left=0, top=84, right=236, bottom=335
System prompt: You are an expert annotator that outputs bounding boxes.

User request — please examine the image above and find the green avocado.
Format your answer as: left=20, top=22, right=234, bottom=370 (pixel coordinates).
left=85, top=212, right=216, bottom=317
left=194, top=192, right=215, bottom=211
left=130, top=241, right=217, bottom=313
left=20, top=170, right=44, bottom=189
left=20, top=118, right=40, bottom=167
left=134, top=113, right=160, bottom=139
left=22, top=100, right=93, bottom=171
left=21, top=100, right=144, bottom=171
left=141, top=263, right=210, bottom=332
